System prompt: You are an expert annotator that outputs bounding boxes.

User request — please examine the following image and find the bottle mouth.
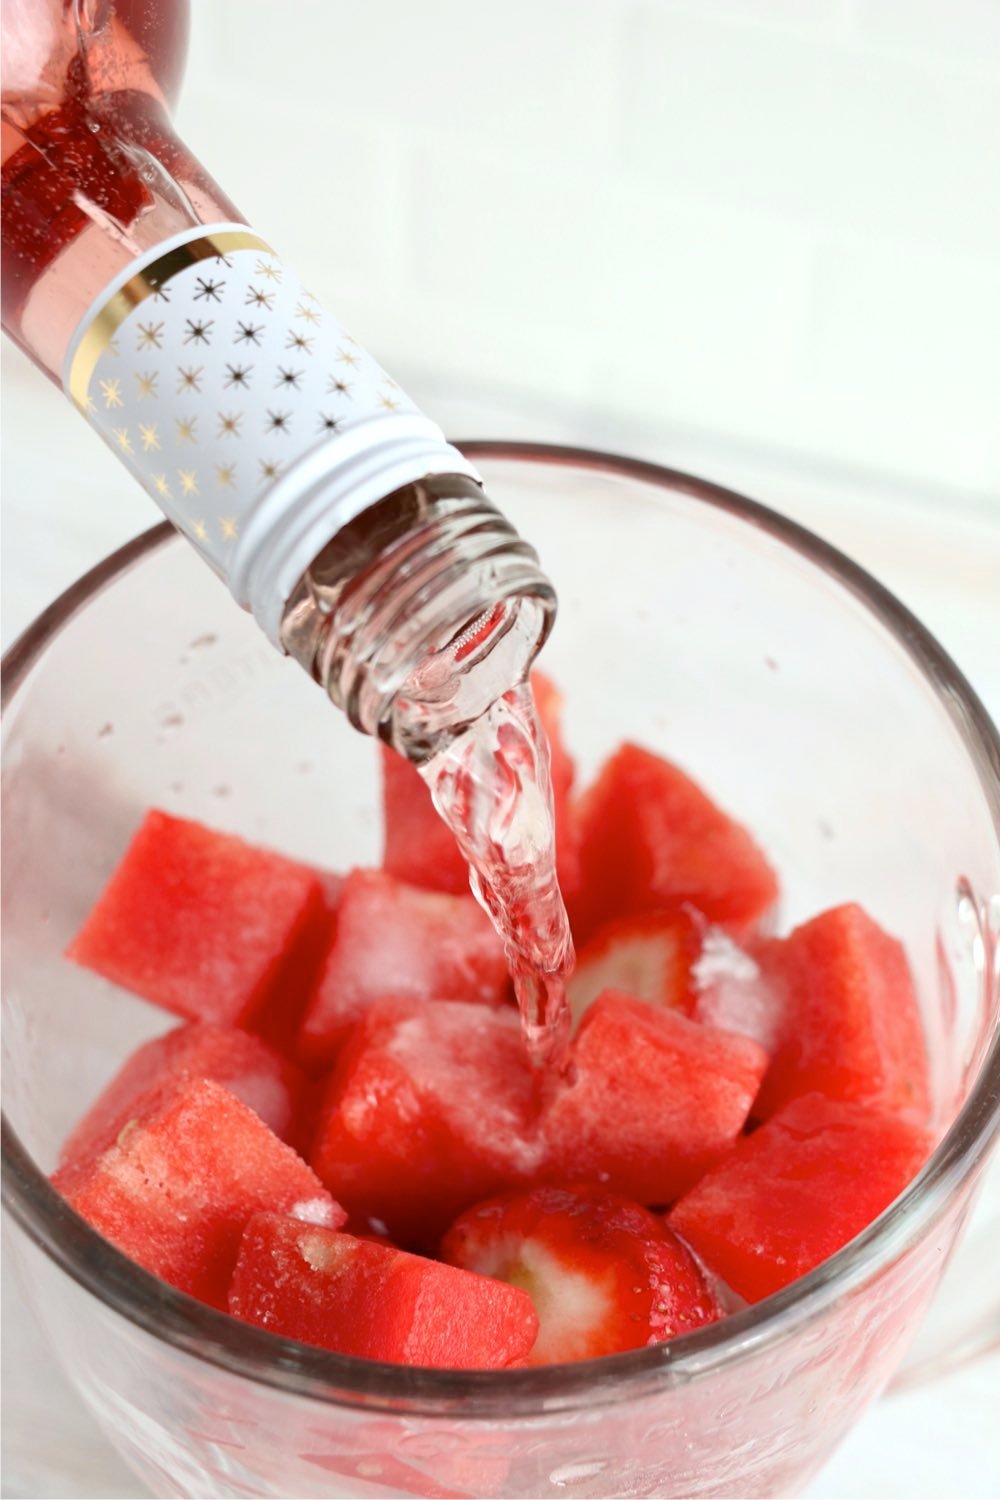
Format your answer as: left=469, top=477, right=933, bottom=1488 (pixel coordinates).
left=388, top=589, right=555, bottom=762
left=281, top=475, right=557, bottom=759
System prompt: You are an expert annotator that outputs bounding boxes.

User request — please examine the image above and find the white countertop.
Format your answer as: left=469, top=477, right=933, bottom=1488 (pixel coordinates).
left=3, top=346, right=999, bottom=1500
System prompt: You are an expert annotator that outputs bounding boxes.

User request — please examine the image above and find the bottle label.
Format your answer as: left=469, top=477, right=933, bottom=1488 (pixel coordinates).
left=63, top=223, right=479, bottom=642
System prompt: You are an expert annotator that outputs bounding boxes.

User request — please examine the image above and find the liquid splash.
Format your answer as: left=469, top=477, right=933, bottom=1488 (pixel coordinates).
left=420, top=678, right=575, bottom=1072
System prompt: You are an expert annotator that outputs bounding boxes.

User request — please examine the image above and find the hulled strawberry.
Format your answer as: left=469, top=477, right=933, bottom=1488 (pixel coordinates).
left=441, top=1184, right=723, bottom=1365
left=567, top=910, right=701, bottom=1029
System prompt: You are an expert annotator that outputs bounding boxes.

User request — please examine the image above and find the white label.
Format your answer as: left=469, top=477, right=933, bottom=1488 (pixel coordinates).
left=65, top=226, right=449, bottom=607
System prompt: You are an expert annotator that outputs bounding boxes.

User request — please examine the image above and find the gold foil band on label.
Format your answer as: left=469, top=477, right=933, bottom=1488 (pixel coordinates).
left=67, top=230, right=272, bottom=412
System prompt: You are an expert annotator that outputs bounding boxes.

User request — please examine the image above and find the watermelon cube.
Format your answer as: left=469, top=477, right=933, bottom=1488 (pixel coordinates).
left=228, top=1213, right=539, bottom=1368
left=541, top=991, right=769, bottom=1205
left=67, top=810, right=327, bottom=1029
left=752, top=904, right=930, bottom=1121
left=380, top=746, right=470, bottom=896
left=310, top=997, right=543, bottom=1245
left=52, top=1078, right=344, bottom=1307
left=60, top=1022, right=308, bottom=1165
left=570, top=743, right=778, bottom=943
left=669, top=1093, right=932, bottom=1302
left=297, top=869, right=510, bottom=1066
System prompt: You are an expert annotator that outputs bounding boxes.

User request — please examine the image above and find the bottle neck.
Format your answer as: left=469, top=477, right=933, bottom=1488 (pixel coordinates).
left=2, top=0, right=234, bottom=379
left=279, top=476, right=557, bottom=759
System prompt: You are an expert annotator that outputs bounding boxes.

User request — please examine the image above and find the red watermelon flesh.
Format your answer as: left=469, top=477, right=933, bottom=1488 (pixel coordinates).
left=310, top=997, right=543, bottom=1246
left=570, top=743, right=779, bottom=944
left=752, top=904, right=930, bottom=1121
left=380, top=746, right=470, bottom=896
left=531, top=670, right=582, bottom=906
left=60, top=1022, right=307, bottom=1166
left=541, top=991, right=769, bottom=1205
left=297, top=869, right=510, bottom=1067
left=52, top=1078, right=343, bottom=1308
left=669, top=1093, right=932, bottom=1303
left=228, top=1213, right=539, bottom=1368
left=66, top=810, right=327, bottom=1029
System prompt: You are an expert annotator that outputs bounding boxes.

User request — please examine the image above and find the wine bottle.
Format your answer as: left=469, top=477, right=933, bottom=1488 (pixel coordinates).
left=1, top=0, right=556, bottom=761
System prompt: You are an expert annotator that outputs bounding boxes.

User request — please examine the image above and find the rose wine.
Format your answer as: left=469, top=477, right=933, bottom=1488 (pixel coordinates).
left=2, top=0, right=574, bottom=1065
left=423, top=680, right=574, bottom=1072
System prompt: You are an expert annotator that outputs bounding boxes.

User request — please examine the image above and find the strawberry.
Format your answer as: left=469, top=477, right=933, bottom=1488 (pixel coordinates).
left=567, top=910, right=701, bottom=1029
left=442, top=1185, right=723, bottom=1364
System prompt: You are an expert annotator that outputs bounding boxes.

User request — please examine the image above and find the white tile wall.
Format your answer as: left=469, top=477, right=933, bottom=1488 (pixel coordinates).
left=167, top=0, right=1000, bottom=507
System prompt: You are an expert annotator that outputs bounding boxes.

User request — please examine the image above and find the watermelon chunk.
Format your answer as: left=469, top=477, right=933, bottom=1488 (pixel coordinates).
left=669, top=1093, right=932, bottom=1303
left=228, top=1213, right=539, bottom=1368
left=541, top=991, right=768, bottom=1205
left=297, top=869, right=510, bottom=1066
left=60, top=1022, right=307, bottom=1165
left=52, top=1078, right=344, bottom=1308
left=380, top=747, right=470, bottom=896
left=752, top=904, right=930, bottom=1120
left=570, top=744, right=778, bottom=943
left=568, top=910, right=701, bottom=1029
left=67, top=810, right=327, bottom=1029
left=310, top=997, right=543, bottom=1245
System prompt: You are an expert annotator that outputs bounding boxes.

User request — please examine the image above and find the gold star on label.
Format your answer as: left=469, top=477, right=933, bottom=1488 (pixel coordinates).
left=177, top=469, right=199, bottom=497
left=259, top=458, right=282, bottom=482
left=378, top=392, right=400, bottom=411
left=107, top=337, right=121, bottom=358
left=112, top=426, right=133, bottom=452
left=177, top=365, right=203, bottom=395
left=153, top=473, right=171, bottom=498
left=193, top=275, right=225, bottom=303
left=246, top=286, right=275, bottom=311
left=286, top=330, right=314, bottom=354
left=217, top=411, right=243, bottom=438
left=175, top=416, right=198, bottom=444
left=138, top=422, right=161, bottom=453
left=136, top=321, right=165, bottom=351
left=99, top=377, right=124, bottom=409
left=215, top=463, right=236, bottom=489
left=192, top=519, right=208, bottom=541
left=135, top=371, right=159, bottom=400
left=255, top=258, right=282, bottom=282
left=218, top=515, right=239, bottom=539
left=327, top=376, right=353, bottom=398
left=336, top=347, right=360, bottom=368
left=183, top=318, right=214, bottom=345
left=295, top=302, right=321, bottom=325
